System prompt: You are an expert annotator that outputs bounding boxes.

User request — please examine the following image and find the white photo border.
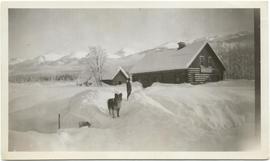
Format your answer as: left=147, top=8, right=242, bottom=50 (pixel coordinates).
left=1, top=1, right=269, bottom=160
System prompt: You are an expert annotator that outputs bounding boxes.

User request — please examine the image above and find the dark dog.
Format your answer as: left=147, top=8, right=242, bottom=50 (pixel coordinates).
left=107, top=93, right=122, bottom=118
left=79, top=121, right=91, bottom=128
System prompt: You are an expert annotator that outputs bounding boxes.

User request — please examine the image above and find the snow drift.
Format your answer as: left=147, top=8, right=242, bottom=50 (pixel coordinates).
left=9, top=80, right=256, bottom=151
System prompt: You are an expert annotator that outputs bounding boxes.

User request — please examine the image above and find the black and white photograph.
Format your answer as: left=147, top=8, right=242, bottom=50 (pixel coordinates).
left=1, top=1, right=269, bottom=159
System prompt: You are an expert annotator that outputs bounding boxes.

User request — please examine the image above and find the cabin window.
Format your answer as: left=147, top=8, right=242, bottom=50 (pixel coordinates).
left=200, top=56, right=204, bottom=66
left=208, top=56, right=212, bottom=67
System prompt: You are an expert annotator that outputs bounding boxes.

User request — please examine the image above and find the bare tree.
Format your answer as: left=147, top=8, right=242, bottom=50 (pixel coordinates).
left=87, top=46, right=107, bottom=86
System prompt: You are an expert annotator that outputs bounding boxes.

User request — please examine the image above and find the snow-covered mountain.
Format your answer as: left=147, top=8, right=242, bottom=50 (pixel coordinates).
left=156, top=39, right=193, bottom=49
left=158, top=41, right=179, bottom=49
left=67, top=51, right=89, bottom=59
left=10, top=47, right=139, bottom=67
left=53, top=51, right=89, bottom=65
left=9, top=58, right=25, bottom=65
left=9, top=31, right=254, bottom=81
left=193, top=31, right=253, bottom=44
left=34, top=53, right=64, bottom=65
left=108, top=48, right=139, bottom=59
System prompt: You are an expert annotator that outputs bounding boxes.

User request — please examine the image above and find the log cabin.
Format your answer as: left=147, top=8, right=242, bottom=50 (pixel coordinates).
left=130, top=41, right=225, bottom=88
left=102, top=66, right=129, bottom=85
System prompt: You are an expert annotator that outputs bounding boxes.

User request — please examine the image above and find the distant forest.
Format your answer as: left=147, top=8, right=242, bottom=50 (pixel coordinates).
left=9, top=72, right=79, bottom=83
left=211, top=40, right=255, bottom=80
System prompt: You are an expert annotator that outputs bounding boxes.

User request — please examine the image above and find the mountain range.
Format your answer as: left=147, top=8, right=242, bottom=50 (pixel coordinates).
left=9, top=31, right=254, bottom=80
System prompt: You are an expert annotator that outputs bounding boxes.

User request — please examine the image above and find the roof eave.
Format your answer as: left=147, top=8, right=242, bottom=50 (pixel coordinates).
left=186, top=41, right=208, bottom=68
left=110, top=66, right=129, bottom=80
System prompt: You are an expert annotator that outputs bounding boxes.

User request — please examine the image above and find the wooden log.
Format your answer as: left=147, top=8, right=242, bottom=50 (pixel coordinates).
left=188, top=70, right=200, bottom=72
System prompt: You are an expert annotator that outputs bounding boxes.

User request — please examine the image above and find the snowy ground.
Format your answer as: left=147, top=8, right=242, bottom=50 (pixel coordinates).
left=9, top=80, right=256, bottom=151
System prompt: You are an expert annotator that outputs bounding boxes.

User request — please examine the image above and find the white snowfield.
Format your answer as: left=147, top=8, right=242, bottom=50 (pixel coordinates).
left=9, top=80, right=256, bottom=151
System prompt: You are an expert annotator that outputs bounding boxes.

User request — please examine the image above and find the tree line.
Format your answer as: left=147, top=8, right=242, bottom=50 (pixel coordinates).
left=212, top=41, right=255, bottom=80
left=9, top=72, right=79, bottom=83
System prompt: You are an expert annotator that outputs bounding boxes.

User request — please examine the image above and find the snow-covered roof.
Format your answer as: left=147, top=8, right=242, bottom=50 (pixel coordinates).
left=130, top=41, right=222, bottom=74
left=102, top=66, right=129, bottom=80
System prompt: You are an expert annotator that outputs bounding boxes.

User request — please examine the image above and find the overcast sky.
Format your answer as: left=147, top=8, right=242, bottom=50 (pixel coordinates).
left=9, top=9, right=254, bottom=59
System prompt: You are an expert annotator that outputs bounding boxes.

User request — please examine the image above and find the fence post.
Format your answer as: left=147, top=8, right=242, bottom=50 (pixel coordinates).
left=58, top=114, right=60, bottom=129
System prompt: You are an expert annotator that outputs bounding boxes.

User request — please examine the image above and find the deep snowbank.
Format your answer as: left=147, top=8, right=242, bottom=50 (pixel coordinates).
left=9, top=81, right=256, bottom=151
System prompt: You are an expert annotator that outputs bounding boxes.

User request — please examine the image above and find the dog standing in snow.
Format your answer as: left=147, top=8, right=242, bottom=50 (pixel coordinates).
left=107, top=93, right=122, bottom=118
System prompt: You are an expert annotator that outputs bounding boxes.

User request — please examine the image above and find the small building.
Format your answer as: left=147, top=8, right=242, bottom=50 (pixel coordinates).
left=130, top=41, right=225, bottom=88
left=102, top=66, right=129, bottom=85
